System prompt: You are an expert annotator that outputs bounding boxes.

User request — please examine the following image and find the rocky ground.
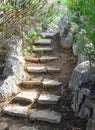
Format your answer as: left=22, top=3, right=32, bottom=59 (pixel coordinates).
left=0, top=33, right=87, bottom=130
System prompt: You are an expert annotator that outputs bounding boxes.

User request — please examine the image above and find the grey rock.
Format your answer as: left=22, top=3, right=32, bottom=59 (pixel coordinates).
left=8, top=125, right=39, bottom=130
left=0, top=76, right=19, bottom=101
left=69, top=61, right=91, bottom=90
left=60, top=21, right=78, bottom=49
left=25, top=56, right=58, bottom=62
left=22, top=78, right=43, bottom=87
left=0, top=122, right=8, bottom=130
left=13, top=90, right=38, bottom=103
left=0, top=36, right=26, bottom=101
left=38, top=94, right=61, bottom=105
left=78, top=53, right=88, bottom=64
left=46, top=67, right=60, bottom=73
left=27, top=66, right=46, bottom=73
left=32, top=47, right=53, bottom=52
left=27, top=66, right=60, bottom=73
left=42, top=79, right=62, bottom=87
left=40, top=56, right=58, bottom=62
left=2, top=105, right=28, bottom=118
left=61, top=32, right=73, bottom=49
left=29, top=109, right=62, bottom=124
left=34, top=39, right=51, bottom=45
left=40, top=32, right=57, bottom=37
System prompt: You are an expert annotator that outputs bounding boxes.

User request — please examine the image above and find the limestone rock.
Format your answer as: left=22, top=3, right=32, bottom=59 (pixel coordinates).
left=40, top=56, right=58, bottom=62
left=0, top=36, right=26, bottom=101
left=29, top=109, right=62, bottom=124
left=34, top=39, right=51, bottom=45
left=25, top=56, right=58, bottom=62
left=22, top=78, right=43, bottom=87
left=26, top=66, right=46, bottom=73
left=61, top=32, right=73, bottom=49
left=32, top=47, right=53, bottom=52
left=69, top=61, right=91, bottom=90
left=38, top=94, right=61, bottom=105
left=25, top=57, right=39, bottom=62
left=42, top=79, right=62, bottom=87
left=0, top=122, right=8, bottom=130
left=40, top=32, right=57, bottom=37
left=27, top=66, right=60, bottom=73
left=0, top=76, right=19, bottom=101
left=47, top=67, right=60, bottom=73
left=2, top=105, right=28, bottom=118
left=78, top=53, right=88, bottom=64
left=8, top=125, right=39, bottom=130
left=13, top=91, right=38, bottom=103
left=60, top=22, right=78, bottom=49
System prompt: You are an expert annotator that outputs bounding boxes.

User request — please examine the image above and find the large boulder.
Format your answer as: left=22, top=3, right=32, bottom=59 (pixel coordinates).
left=0, top=36, right=26, bottom=101
left=61, top=31, right=73, bottom=49
left=60, top=21, right=78, bottom=49
left=69, top=61, right=91, bottom=90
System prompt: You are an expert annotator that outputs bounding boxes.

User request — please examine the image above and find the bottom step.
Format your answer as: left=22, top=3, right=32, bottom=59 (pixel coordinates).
left=2, top=105, right=28, bottom=118
left=29, top=109, right=61, bottom=124
left=2, top=105, right=62, bottom=124
left=8, top=124, right=38, bottom=130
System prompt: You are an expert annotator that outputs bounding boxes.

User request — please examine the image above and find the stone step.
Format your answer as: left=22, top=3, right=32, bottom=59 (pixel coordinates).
left=22, top=78, right=43, bottom=86
left=26, top=66, right=60, bottom=73
left=25, top=56, right=58, bottom=62
left=47, top=67, right=60, bottom=73
left=34, top=39, right=51, bottom=45
left=8, top=124, right=39, bottom=130
left=29, top=109, right=62, bottom=124
left=26, top=66, right=46, bottom=73
left=2, top=105, right=28, bottom=118
left=40, top=32, right=57, bottom=38
left=38, top=94, right=61, bottom=105
left=21, top=78, right=62, bottom=89
left=12, top=91, right=38, bottom=103
left=32, top=47, right=53, bottom=52
left=42, top=79, right=62, bottom=87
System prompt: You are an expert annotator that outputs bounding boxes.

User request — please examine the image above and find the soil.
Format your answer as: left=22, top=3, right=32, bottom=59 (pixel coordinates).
left=0, top=35, right=87, bottom=130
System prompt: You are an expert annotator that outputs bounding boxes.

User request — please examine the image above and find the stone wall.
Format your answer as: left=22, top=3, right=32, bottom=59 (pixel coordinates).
left=59, top=14, right=95, bottom=130
left=0, top=36, right=26, bottom=101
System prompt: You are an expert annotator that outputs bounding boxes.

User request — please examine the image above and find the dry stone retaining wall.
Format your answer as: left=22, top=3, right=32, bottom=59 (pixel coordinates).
left=59, top=14, right=95, bottom=130
left=0, top=36, right=26, bottom=101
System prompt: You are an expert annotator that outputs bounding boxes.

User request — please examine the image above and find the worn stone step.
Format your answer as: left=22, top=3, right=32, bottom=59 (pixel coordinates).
left=42, top=79, right=62, bottom=87
left=12, top=91, right=38, bottom=103
left=32, top=47, right=53, bottom=52
left=34, top=39, right=51, bottom=45
left=2, top=105, right=28, bottom=118
left=38, top=94, right=61, bottom=105
left=22, top=78, right=43, bottom=86
left=40, top=56, right=58, bottom=62
left=29, top=109, right=62, bottom=124
left=8, top=124, right=39, bottom=130
left=25, top=56, right=58, bottom=62
left=47, top=67, right=60, bottom=73
left=40, top=32, right=57, bottom=38
left=26, top=66, right=60, bottom=73
left=26, top=66, right=46, bottom=73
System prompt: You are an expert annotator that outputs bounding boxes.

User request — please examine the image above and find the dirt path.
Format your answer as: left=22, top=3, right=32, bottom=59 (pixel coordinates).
left=0, top=33, right=87, bottom=130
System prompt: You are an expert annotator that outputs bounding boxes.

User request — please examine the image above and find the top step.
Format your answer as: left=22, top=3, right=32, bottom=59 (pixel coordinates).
left=39, top=32, right=57, bottom=38
left=34, top=39, right=51, bottom=45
